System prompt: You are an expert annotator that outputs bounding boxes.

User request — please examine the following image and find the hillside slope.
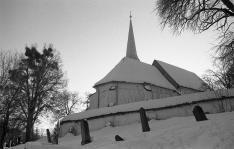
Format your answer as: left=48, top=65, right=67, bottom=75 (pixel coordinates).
left=12, top=111, right=234, bottom=149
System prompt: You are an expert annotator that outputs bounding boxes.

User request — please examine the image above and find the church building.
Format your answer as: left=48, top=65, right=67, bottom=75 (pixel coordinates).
left=88, top=17, right=206, bottom=110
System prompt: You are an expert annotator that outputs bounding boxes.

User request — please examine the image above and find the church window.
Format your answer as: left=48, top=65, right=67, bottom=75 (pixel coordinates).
left=144, top=84, right=152, bottom=91
left=109, top=86, right=116, bottom=90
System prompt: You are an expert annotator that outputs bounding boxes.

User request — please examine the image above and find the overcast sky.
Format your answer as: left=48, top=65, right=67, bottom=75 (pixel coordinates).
left=0, top=0, right=219, bottom=97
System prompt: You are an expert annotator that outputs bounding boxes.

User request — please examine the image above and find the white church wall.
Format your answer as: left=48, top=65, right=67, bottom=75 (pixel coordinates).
left=99, top=83, right=116, bottom=108
left=118, top=83, right=146, bottom=104
left=89, top=93, right=98, bottom=109
left=59, top=122, right=80, bottom=137
left=88, top=116, right=114, bottom=131
left=180, top=87, right=201, bottom=95
left=151, top=85, right=178, bottom=99
left=113, top=113, right=140, bottom=126
left=90, top=82, right=178, bottom=110
left=154, top=105, right=192, bottom=120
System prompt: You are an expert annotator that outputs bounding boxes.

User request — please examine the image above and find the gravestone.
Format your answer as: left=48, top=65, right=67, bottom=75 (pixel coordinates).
left=9, top=140, right=12, bottom=147
left=53, top=131, right=59, bottom=144
left=80, top=119, right=91, bottom=145
left=6, top=141, right=9, bottom=148
left=115, top=135, right=124, bottom=141
left=17, top=136, right=21, bottom=145
left=46, top=129, right=52, bottom=143
left=192, top=105, right=208, bottom=121
left=139, top=107, right=150, bottom=132
left=11, top=138, right=14, bottom=147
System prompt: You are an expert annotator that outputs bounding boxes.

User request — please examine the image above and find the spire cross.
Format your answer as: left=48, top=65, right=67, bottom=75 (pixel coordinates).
left=130, top=11, right=132, bottom=19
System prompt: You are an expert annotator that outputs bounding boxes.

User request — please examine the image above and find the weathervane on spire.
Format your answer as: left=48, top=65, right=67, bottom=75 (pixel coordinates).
left=126, top=10, right=139, bottom=60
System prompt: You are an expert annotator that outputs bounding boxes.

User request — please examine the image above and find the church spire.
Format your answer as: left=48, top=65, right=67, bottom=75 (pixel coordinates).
left=126, top=13, right=139, bottom=60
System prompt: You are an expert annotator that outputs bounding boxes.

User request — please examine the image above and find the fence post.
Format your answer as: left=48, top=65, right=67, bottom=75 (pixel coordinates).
left=139, top=107, right=150, bottom=132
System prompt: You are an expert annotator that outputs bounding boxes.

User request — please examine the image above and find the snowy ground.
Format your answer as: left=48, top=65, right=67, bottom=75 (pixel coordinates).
left=12, top=111, right=234, bottom=149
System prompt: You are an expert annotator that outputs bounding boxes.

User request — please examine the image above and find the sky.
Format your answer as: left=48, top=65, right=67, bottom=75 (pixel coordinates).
left=0, top=0, right=220, bottom=98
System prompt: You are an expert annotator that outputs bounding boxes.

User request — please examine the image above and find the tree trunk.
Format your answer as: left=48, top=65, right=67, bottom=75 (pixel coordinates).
left=25, top=115, right=34, bottom=142
left=0, top=116, right=9, bottom=149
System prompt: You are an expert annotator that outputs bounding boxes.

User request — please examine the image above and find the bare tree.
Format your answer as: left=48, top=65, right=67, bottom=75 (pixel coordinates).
left=156, top=0, right=234, bottom=35
left=0, top=50, right=21, bottom=149
left=83, top=92, right=91, bottom=110
left=51, top=90, right=82, bottom=121
left=216, top=31, right=234, bottom=64
left=202, top=61, right=233, bottom=90
left=9, top=46, right=66, bottom=142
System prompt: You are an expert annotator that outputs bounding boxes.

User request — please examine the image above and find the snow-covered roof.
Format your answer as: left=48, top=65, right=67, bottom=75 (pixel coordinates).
left=94, top=57, right=175, bottom=90
left=61, top=88, right=234, bottom=122
left=94, top=18, right=205, bottom=91
left=156, top=60, right=205, bottom=91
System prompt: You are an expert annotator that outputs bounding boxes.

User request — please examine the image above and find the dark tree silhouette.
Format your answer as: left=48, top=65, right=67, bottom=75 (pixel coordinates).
left=0, top=50, right=21, bottom=149
left=9, top=46, right=65, bottom=142
left=156, top=0, right=234, bottom=34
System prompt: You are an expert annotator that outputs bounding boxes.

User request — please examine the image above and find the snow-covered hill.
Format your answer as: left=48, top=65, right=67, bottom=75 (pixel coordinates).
left=12, top=111, right=234, bottom=149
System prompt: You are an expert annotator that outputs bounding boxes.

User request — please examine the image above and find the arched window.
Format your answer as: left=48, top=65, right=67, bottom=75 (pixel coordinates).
left=144, top=84, right=152, bottom=91
left=109, top=85, right=116, bottom=90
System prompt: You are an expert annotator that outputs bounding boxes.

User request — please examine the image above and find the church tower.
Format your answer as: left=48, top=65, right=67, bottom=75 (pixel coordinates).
left=126, top=14, right=139, bottom=60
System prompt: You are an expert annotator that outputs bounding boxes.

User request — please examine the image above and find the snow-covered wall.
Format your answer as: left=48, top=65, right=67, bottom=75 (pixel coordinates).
left=60, top=89, right=234, bottom=137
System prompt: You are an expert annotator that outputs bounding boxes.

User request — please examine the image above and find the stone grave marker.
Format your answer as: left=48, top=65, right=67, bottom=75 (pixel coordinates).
left=139, top=107, right=150, bottom=132
left=46, top=129, right=52, bottom=143
left=193, top=105, right=208, bottom=121
left=80, top=119, right=91, bottom=145
left=115, top=135, right=124, bottom=141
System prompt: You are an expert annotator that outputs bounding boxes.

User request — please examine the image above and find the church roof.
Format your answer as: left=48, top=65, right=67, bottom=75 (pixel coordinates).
left=155, top=60, right=205, bottom=91
left=94, top=57, right=176, bottom=90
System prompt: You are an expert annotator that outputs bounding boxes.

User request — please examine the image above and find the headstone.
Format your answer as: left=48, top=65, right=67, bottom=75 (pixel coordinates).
left=17, top=136, right=21, bottom=145
left=139, top=107, right=150, bottom=132
left=9, top=140, right=11, bottom=147
left=46, top=129, right=52, bottom=143
left=53, top=131, right=59, bottom=144
left=192, top=105, right=208, bottom=121
left=6, top=142, right=9, bottom=148
left=115, top=135, right=124, bottom=141
left=14, top=136, right=18, bottom=146
left=11, top=138, right=14, bottom=147
left=80, top=119, right=91, bottom=145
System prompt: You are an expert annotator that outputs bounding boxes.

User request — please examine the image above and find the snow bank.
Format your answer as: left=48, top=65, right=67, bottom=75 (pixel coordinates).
left=61, top=88, right=234, bottom=122
left=11, top=111, right=234, bottom=149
